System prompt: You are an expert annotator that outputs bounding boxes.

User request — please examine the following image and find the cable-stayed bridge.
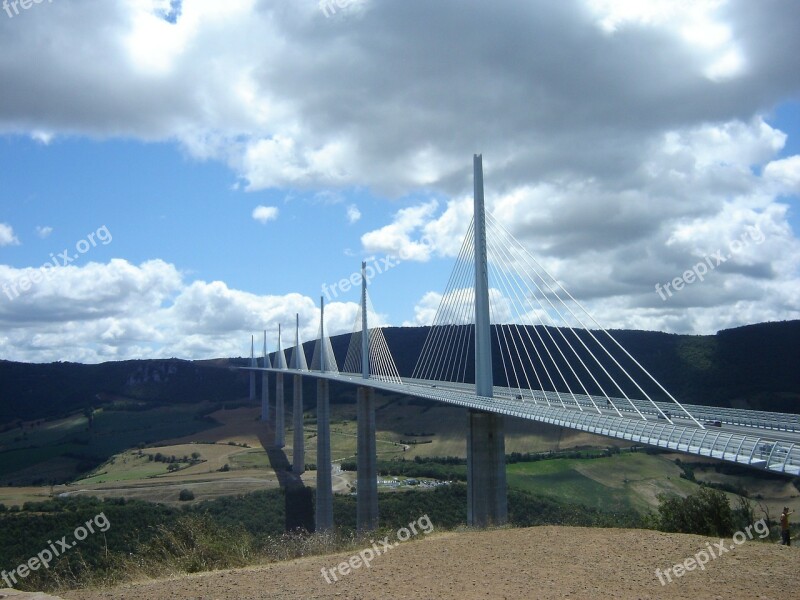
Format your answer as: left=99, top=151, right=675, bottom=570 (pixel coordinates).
left=243, top=155, right=800, bottom=532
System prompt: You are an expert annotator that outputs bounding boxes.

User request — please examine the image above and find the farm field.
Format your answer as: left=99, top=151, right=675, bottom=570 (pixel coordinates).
left=2, top=397, right=798, bottom=518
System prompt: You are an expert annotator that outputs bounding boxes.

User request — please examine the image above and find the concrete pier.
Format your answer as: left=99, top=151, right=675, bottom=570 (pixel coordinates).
left=261, top=371, right=269, bottom=421
left=261, top=330, right=270, bottom=422
left=355, top=261, right=379, bottom=531
left=293, top=374, right=304, bottom=474
left=467, top=410, right=507, bottom=526
left=275, top=373, right=285, bottom=448
left=356, top=386, right=378, bottom=531
left=249, top=335, right=256, bottom=401
left=315, top=378, right=333, bottom=531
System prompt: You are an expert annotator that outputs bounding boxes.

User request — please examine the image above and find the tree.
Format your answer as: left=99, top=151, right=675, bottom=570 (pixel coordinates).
left=179, top=489, right=195, bottom=501
left=656, top=488, right=735, bottom=537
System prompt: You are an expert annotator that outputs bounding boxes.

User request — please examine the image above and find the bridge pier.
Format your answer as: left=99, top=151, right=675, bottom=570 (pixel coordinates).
left=315, top=379, right=333, bottom=531
left=249, top=335, right=256, bottom=401
left=275, top=373, right=285, bottom=448
left=261, top=330, right=270, bottom=421
left=356, top=387, right=378, bottom=531
left=467, top=410, right=507, bottom=527
left=261, top=371, right=269, bottom=421
left=293, top=375, right=304, bottom=474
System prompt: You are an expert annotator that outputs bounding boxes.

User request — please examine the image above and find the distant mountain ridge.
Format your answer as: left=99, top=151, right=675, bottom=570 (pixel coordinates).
left=1, top=320, right=798, bottom=425
left=0, top=358, right=243, bottom=424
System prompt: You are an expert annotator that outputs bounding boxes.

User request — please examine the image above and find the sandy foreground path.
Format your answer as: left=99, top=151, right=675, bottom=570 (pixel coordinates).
left=60, top=526, right=798, bottom=600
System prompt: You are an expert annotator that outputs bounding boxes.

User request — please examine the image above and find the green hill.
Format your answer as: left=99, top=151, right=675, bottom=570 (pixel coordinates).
left=1, top=320, right=798, bottom=429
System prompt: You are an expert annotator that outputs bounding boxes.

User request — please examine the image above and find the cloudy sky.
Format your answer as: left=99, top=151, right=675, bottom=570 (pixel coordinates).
left=1, top=0, right=799, bottom=363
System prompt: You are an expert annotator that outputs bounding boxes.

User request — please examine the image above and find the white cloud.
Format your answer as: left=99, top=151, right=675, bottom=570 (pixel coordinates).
left=31, top=130, right=54, bottom=144
left=379, top=117, right=800, bottom=334
left=764, top=155, right=800, bottom=193
left=403, top=291, right=442, bottom=326
left=0, top=223, right=19, bottom=246
left=35, top=226, right=53, bottom=239
left=0, top=1, right=796, bottom=196
left=346, top=204, right=361, bottom=223
left=0, top=0, right=799, bottom=347
left=252, top=205, right=279, bottom=224
left=0, top=258, right=358, bottom=363
left=361, top=201, right=439, bottom=261
left=405, top=288, right=513, bottom=327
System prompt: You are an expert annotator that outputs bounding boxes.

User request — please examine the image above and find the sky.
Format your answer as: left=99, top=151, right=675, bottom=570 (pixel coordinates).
left=0, top=0, right=799, bottom=364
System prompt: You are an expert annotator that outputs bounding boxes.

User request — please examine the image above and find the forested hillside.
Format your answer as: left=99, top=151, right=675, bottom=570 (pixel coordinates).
left=1, top=320, right=798, bottom=426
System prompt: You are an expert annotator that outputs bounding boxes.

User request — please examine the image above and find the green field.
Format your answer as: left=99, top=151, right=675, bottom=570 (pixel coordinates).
left=0, top=403, right=220, bottom=485
left=2, top=395, right=796, bottom=520
left=229, top=448, right=272, bottom=469
left=506, top=452, right=698, bottom=513
left=76, top=451, right=175, bottom=484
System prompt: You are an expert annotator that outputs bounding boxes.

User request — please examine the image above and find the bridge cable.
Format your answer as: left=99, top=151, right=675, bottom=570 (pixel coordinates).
left=488, top=214, right=699, bottom=426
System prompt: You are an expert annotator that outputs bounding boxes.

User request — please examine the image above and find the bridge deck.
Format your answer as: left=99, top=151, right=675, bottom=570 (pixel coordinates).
left=245, top=367, right=800, bottom=476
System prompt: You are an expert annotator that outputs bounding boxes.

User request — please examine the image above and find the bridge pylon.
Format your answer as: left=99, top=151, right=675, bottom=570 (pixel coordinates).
left=468, top=154, right=508, bottom=527
left=292, top=314, right=306, bottom=475
left=274, top=324, right=287, bottom=448
left=249, top=335, right=256, bottom=401
left=261, top=330, right=271, bottom=422
left=356, top=261, right=379, bottom=532
left=315, top=297, right=334, bottom=532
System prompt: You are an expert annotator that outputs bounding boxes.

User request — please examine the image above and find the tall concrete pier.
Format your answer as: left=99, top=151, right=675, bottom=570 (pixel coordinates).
left=275, top=324, right=287, bottom=448
left=249, top=335, right=256, bottom=401
left=315, top=297, right=333, bottom=531
left=467, top=154, right=508, bottom=527
left=275, top=374, right=285, bottom=447
left=261, top=330, right=270, bottom=422
left=293, top=375, right=304, bottom=473
left=356, top=261, right=378, bottom=532
left=292, top=314, right=305, bottom=475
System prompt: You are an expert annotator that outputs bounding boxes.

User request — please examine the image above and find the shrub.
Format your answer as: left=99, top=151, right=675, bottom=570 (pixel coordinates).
left=655, top=487, right=734, bottom=537
left=178, top=489, right=195, bottom=501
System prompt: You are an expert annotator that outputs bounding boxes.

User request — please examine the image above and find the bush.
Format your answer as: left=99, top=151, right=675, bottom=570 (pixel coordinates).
left=655, top=488, right=735, bottom=537
left=179, top=489, right=195, bottom=501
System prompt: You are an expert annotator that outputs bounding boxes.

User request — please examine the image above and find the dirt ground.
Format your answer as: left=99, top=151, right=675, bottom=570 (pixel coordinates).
left=60, top=526, right=799, bottom=600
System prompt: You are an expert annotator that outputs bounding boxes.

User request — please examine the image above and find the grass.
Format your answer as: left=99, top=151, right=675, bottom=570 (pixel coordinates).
left=76, top=451, right=173, bottom=484
left=0, top=403, right=221, bottom=485
left=230, top=449, right=271, bottom=469
left=0, top=443, right=87, bottom=478
left=506, top=452, right=699, bottom=513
